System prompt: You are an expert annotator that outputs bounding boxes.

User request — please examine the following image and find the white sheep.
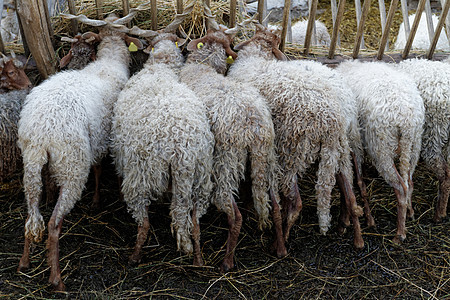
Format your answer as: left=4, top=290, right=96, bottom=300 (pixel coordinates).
left=16, top=10, right=145, bottom=291
left=0, top=4, right=21, bottom=43
left=228, top=24, right=364, bottom=249
left=179, top=22, right=286, bottom=271
left=111, top=7, right=214, bottom=267
left=337, top=60, right=425, bottom=244
left=394, top=13, right=450, bottom=51
left=269, top=20, right=331, bottom=46
left=396, top=58, right=450, bottom=222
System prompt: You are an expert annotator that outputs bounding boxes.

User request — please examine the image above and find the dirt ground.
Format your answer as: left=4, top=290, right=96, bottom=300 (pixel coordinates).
left=0, top=157, right=449, bottom=299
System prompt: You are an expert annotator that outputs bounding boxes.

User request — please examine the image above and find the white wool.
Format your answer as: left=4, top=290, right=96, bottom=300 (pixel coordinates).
left=247, top=0, right=308, bottom=13
left=394, top=13, right=450, bottom=50
left=111, top=39, right=214, bottom=255
left=269, top=20, right=331, bottom=46
left=18, top=35, right=130, bottom=242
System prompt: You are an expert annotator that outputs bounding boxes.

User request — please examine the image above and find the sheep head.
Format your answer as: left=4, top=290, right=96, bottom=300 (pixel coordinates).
left=0, top=52, right=32, bottom=90
left=60, top=34, right=98, bottom=69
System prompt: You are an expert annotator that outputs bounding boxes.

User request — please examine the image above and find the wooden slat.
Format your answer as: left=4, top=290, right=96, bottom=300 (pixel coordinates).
left=400, top=0, right=410, bottom=40
left=424, top=0, right=434, bottom=44
left=257, top=0, right=267, bottom=27
left=151, top=0, right=157, bottom=30
left=0, top=0, right=5, bottom=54
left=378, top=0, right=389, bottom=51
left=352, top=0, right=371, bottom=58
left=354, top=0, right=365, bottom=49
left=230, top=0, right=237, bottom=28
left=427, top=0, right=450, bottom=58
left=16, top=0, right=56, bottom=78
left=67, top=0, right=78, bottom=35
left=304, top=0, right=318, bottom=55
left=279, top=0, right=291, bottom=51
left=122, top=0, right=130, bottom=16
left=95, top=0, right=103, bottom=19
left=377, top=0, right=399, bottom=59
left=402, top=0, right=427, bottom=59
left=287, top=0, right=292, bottom=43
left=439, top=0, right=450, bottom=47
left=328, top=0, right=345, bottom=58
left=176, top=0, right=183, bottom=14
left=330, top=0, right=341, bottom=45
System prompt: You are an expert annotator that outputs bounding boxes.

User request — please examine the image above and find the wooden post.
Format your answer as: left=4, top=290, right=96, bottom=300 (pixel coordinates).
left=304, top=0, right=318, bottom=55
left=67, top=0, right=78, bottom=35
left=353, top=0, right=371, bottom=58
left=400, top=0, right=410, bottom=41
left=280, top=0, right=291, bottom=52
left=330, top=0, right=341, bottom=45
left=176, top=0, right=183, bottom=14
left=402, top=0, right=427, bottom=59
left=427, top=0, right=450, bottom=59
left=122, top=0, right=130, bottom=16
left=424, top=0, right=434, bottom=44
left=16, top=0, right=57, bottom=78
left=230, top=0, right=237, bottom=28
left=328, top=0, right=346, bottom=58
left=95, top=0, right=103, bottom=19
left=0, top=0, right=5, bottom=54
left=377, top=0, right=399, bottom=60
left=439, top=0, right=450, bottom=47
left=354, top=0, right=366, bottom=49
left=257, top=0, right=268, bottom=27
left=151, top=0, right=157, bottom=30
left=378, top=0, right=389, bottom=51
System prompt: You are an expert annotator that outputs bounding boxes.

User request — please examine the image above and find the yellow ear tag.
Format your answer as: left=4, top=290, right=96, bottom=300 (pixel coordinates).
left=175, top=42, right=178, bottom=48
left=197, top=42, right=204, bottom=49
left=128, top=42, right=138, bottom=52
left=226, top=55, right=234, bottom=64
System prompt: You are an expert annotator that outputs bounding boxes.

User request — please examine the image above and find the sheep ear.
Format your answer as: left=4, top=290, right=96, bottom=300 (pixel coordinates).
left=59, top=50, right=73, bottom=68
left=124, top=36, right=144, bottom=50
left=234, top=39, right=252, bottom=50
left=273, top=48, right=287, bottom=61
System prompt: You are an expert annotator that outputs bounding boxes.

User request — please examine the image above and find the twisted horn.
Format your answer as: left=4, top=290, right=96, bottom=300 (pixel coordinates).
left=61, top=13, right=108, bottom=27
left=224, top=13, right=258, bottom=35
left=112, top=2, right=151, bottom=25
left=203, top=0, right=219, bottom=31
left=163, top=1, right=196, bottom=33
left=127, top=25, right=159, bottom=38
left=61, top=36, right=80, bottom=43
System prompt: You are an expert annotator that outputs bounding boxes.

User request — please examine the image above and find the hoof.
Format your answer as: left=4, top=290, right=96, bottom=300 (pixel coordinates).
left=337, top=225, right=346, bottom=235
left=220, top=261, right=234, bottom=273
left=193, top=257, right=204, bottom=267
left=354, top=239, right=364, bottom=250
left=52, top=280, right=66, bottom=292
left=392, top=235, right=405, bottom=245
left=128, top=255, right=141, bottom=267
left=367, top=216, right=376, bottom=228
left=18, top=260, right=30, bottom=273
left=433, top=213, right=446, bottom=223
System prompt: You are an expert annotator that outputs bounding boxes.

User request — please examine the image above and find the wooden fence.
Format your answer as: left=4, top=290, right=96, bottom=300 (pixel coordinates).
left=5, top=0, right=450, bottom=79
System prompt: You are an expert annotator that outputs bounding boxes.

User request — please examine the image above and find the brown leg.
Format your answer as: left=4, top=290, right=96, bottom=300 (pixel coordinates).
left=18, top=234, right=31, bottom=272
left=352, top=152, right=375, bottom=227
left=434, top=163, right=450, bottom=222
left=284, top=177, right=302, bottom=242
left=392, top=164, right=408, bottom=244
left=91, top=165, right=101, bottom=209
left=337, top=176, right=350, bottom=235
left=129, top=207, right=150, bottom=266
left=117, top=175, right=124, bottom=202
left=407, top=172, right=415, bottom=219
left=47, top=214, right=65, bottom=291
left=221, top=200, right=242, bottom=273
left=337, top=172, right=364, bottom=249
left=270, top=189, right=287, bottom=258
left=192, top=206, right=204, bottom=266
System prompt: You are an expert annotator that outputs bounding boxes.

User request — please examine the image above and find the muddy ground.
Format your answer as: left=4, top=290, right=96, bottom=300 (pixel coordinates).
left=0, top=157, right=448, bottom=299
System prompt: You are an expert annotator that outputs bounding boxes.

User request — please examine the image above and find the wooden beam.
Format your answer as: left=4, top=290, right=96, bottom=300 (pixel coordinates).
left=279, top=0, right=291, bottom=52
left=400, top=0, right=410, bottom=40
left=304, top=0, right=318, bottom=55
left=257, top=0, right=267, bottom=27
left=230, top=0, right=237, bottom=28
left=424, top=0, right=434, bottom=44
left=16, top=0, right=57, bottom=78
left=0, top=0, right=5, bottom=54
left=353, top=0, right=371, bottom=58
left=439, top=0, right=450, bottom=47
left=378, top=0, right=389, bottom=51
left=176, top=0, right=183, bottom=14
left=354, top=0, right=366, bottom=49
left=330, top=0, right=341, bottom=45
left=328, top=0, right=346, bottom=58
left=151, top=0, right=157, bottom=30
left=67, top=0, right=78, bottom=35
left=402, top=0, right=427, bottom=59
left=377, top=0, right=399, bottom=60
left=427, top=0, right=450, bottom=59
left=95, top=0, right=103, bottom=19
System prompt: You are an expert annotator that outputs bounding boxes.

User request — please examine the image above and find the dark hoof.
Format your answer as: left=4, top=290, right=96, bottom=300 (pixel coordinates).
left=220, top=261, right=233, bottom=273
left=354, top=239, right=365, bottom=250
left=52, top=280, right=66, bottom=292
left=193, top=257, right=204, bottom=267
left=18, top=259, right=30, bottom=272
left=392, top=235, right=405, bottom=245
left=128, top=255, right=141, bottom=267
left=337, top=225, right=347, bottom=235
left=367, top=217, right=376, bottom=228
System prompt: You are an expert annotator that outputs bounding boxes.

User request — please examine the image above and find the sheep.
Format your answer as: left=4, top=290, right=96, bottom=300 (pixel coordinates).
left=396, top=59, right=450, bottom=222
left=0, top=52, right=32, bottom=182
left=178, top=9, right=287, bottom=271
left=111, top=4, right=214, bottom=267
left=337, top=60, right=424, bottom=244
left=59, top=34, right=97, bottom=70
left=394, top=13, right=450, bottom=51
left=269, top=20, right=331, bottom=46
left=16, top=7, right=146, bottom=291
left=227, top=24, right=365, bottom=249
left=0, top=3, right=21, bottom=43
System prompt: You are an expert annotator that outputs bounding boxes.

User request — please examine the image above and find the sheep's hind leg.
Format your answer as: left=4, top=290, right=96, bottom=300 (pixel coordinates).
left=192, top=206, right=204, bottom=266
left=221, top=199, right=242, bottom=273
left=18, top=235, right=32, bottom=272
left=392, top=164, right=408, bottom=244
left=434, top=163, right=450, bottom=223
left=337, top=172, right=364, bottom=249
left=352, top=152, right=375, bottom=227
left=91, top=165, right=102, bottom=210
left=129, top=206, right=150, bottom=266
left=47, top=211, right=65, bottom=292
left=270, top=189, right=287, bottom=257
left=283, top=176, right=302, bottom=242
